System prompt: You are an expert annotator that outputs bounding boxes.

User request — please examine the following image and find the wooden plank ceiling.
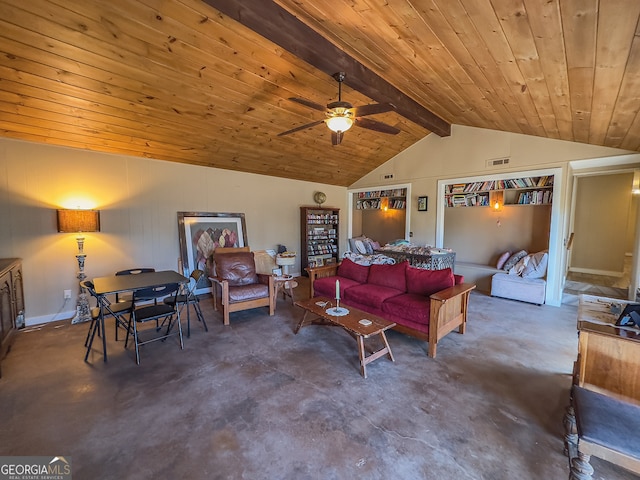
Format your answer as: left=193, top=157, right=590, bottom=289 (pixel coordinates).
left=1, top=0, right=640, bottom=186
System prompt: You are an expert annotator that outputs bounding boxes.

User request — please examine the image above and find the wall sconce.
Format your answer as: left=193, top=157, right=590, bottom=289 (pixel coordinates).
left=489, top=191, right=503, bottom=227
left=57, top=209, right=100, bottom=324
left=380, top=197, right=389, bottom=211
left=632, top=170, right=640, bottom=195
left=490, top=191, right=504, bottom=212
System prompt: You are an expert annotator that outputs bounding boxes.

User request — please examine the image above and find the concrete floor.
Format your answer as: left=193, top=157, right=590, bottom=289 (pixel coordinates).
left=0, top=283, right=636, bottom=480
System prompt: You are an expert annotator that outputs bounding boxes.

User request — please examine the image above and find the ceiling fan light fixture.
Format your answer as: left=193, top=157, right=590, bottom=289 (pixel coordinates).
left=326, top=116, right=353, bottom=133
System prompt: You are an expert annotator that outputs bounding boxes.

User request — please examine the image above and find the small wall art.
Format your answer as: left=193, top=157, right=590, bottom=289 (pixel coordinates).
left=418, top=196, right=428, bottom=211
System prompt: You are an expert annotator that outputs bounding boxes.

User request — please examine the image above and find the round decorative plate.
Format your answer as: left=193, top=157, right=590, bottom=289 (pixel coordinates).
left=314, top=191, right=326, bottom=205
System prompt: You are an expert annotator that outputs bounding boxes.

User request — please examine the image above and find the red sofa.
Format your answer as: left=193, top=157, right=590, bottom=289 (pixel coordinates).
left=307, top=259, right=476, bottom=357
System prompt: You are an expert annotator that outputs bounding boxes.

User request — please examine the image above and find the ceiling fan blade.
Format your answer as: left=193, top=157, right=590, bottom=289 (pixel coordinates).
left=354, top=117, right=400, bottom=135
left=287, top=97, right=327, bottom=112
left=331, top=130, right=343, bottom=145
left=277, top=120, right=325, bottom=137
left=351, top=103, right=396, bottom=117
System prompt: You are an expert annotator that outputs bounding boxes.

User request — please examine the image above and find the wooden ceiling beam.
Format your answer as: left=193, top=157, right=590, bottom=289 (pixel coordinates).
left=202, top=0, right=451, bottom=137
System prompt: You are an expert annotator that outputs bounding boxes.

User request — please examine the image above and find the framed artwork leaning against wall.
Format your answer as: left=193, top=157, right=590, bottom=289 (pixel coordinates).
left=177, top=212, right=248, bottom=295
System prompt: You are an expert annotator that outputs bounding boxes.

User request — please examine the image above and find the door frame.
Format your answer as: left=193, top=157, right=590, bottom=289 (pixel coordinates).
left=568, top=167, right=639, bottom=300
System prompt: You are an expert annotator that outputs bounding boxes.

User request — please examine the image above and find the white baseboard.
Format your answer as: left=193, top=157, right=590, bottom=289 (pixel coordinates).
left=26, top=310, right=75, bottom=327
left=568, top=267, right=624, bottom=278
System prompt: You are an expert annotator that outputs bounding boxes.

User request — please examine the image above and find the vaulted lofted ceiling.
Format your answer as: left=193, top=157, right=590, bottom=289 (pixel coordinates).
left=1, top=0, right=639, bottom=186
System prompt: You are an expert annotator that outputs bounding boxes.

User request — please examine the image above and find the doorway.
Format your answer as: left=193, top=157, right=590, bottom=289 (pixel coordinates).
left=564, top=171, right=636, bottom=301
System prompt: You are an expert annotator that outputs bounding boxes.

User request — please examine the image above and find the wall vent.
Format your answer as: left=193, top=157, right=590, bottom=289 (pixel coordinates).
left=381, top=173, right=394, bottom=180
left=487, top=157, right=510, bottom=168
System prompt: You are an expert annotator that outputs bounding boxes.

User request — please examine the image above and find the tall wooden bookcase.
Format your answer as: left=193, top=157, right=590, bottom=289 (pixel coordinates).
left=300, top=206, right=339, bottom=275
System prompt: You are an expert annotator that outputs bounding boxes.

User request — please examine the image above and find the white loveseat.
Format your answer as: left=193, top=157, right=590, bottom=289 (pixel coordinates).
left=490, top=250, right=548, bottom=305
left=491, top=273, right=546, bottom=305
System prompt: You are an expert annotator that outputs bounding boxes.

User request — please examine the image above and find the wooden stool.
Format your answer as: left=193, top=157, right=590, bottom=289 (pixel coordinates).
left=565, top=385, right=640, bottom=479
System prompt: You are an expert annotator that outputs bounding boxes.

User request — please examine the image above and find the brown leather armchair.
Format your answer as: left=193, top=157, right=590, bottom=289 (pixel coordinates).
left=209, top=248, right=275, bottom=325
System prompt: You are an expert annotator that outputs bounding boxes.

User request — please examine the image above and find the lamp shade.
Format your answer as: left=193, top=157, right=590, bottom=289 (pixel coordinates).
left=57, top=209, right=101, bottom=233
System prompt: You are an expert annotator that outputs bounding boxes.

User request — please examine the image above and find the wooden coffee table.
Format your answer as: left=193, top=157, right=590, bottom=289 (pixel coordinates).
left=294, top=297, right=396, bottom=378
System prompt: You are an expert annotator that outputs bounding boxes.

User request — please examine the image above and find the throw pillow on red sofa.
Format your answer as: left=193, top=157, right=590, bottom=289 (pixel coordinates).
left=336, top=258, right=370, bottom=284
left=367, top=261, right=408, bottom=291
left=406, top=266, right=455, bottom=296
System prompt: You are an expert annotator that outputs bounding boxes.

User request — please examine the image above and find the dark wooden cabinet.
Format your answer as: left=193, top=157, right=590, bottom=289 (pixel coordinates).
left=300, top=207, right=339, bottom=275
left=0, top=258, right=24, bottom=375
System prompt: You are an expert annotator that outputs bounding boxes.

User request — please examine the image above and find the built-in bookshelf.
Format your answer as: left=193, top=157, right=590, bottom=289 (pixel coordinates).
left=445, top=175, right=553, bottom=207
left=355, top=188, right=407, bottom=210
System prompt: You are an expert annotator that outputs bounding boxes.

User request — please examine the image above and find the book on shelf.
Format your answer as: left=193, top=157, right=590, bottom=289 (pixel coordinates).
left=516, top=190, right=552, bottom=205
left=452, top=195, right=467, bottom=206
left=446, top=175, right=555, bottom=205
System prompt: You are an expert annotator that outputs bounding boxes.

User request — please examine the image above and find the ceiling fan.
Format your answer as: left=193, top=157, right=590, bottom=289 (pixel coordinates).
left=278, top=72, right=400, bottom=145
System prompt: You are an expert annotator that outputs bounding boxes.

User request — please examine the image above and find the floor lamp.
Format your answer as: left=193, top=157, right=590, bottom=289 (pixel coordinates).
left=57, top=209, right=101, bottom=324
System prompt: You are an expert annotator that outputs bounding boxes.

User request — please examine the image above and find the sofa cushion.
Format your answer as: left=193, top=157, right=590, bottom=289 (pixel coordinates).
left=354, top=238, right=368, bottom=254
left=228, top=283, right=269, bottom=302
left=496, top=251, right=511, bottom=269
left=406, top=267, right=455, bottom=296
left=368, top=261, right=408, bottom=291
left=521, top=251, right=548, bottom=279
left=502, top=250, right=528, bottom=271
left=337, top=258, right=370, bottom=284
left=344, top=283, right=404, bottom=306
left=382, top=294, right=431, bottom=326
left=215, top=251, right=259, bottom=286
left=509, top=255, right=530, bottom=276
left=314, top=275, right=361, bottom=299
left=349, top=236, right=377, bottom=255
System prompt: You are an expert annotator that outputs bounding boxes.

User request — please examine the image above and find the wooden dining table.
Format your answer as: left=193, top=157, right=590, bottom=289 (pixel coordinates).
left=85, top=270, right=187, bottom=363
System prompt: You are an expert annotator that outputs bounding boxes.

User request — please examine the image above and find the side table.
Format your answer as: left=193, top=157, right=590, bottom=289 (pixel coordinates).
left=273, top=275, right=298, bottom=305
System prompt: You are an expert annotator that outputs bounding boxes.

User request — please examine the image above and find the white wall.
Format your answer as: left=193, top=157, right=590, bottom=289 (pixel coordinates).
left=572, top=173, right=633, bottom=274
left=0, top=138, right=347, bottom=325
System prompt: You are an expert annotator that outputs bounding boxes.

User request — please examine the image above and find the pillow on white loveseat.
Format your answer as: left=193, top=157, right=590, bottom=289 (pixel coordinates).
left=521, top=251, right=548, bottom=279
left=503, top=250, right=528, bottom=272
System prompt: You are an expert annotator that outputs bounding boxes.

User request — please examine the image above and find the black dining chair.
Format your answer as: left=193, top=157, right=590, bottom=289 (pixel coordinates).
left=113, top=268, right=156, bottom=339
left=114, top=268, right=156, bottom=303
left=163, top=269, right=208, bottom=337
left=124, top=283, right=183, bottom=365
left=81, top=280, right=133, bottom=346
